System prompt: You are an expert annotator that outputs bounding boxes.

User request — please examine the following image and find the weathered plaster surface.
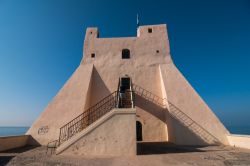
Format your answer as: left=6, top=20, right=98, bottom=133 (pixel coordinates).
left=0, top=135, right=29, bottom=152
left=227, top=134, right=250, bottom=149
left=159, top=63, right=229, bottom=145
left=26, top=64, right=94, bottom=145
left=81, top=25, right=171, bottom=142
left=58, top=109, right=136, bottom=156
left=28, top=24, right=230, bottom=147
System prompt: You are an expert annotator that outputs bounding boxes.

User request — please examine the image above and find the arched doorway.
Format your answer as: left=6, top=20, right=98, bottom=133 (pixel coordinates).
left=136, top=121, right=143, bottom=141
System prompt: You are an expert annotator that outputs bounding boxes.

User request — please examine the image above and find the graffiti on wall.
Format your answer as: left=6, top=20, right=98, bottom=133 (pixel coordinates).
left=38, top=126, right=49, bottom=135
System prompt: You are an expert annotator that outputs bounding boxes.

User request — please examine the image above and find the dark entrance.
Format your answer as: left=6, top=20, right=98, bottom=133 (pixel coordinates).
left=118, top=76, right=133, bottom=108
left=136, top=121, right=143, bottom=141
left=120, top=77, right=131, bottom=92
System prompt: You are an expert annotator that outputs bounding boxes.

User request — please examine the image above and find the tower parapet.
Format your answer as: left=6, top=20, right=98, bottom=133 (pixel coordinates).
left=82, top=24, right=171, bottom=65
left=137, top=24, right=168, bottom=39
left=85, top=27, right=99, bottom=39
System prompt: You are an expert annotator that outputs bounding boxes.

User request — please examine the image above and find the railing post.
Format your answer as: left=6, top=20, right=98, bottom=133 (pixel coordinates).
left=58, top=128, right=61, bottom=145
left=67, top=126, right=69, bottom=141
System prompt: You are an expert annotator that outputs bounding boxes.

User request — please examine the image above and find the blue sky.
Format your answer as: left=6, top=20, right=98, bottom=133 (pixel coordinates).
left=0, top=0, right=250, bottom=127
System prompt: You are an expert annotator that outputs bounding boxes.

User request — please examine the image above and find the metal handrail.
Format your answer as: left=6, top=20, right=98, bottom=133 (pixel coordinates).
left=168, top=101, right=221, bottom=144
left=132, top=83, right=221, bottom=145
left=58, top=83, right=221, bottom=146
left=132, top=84, right=167, bottom=107
left=58, top=90, right=135, bottom=146
left=58, top=91, right=119, bottom=145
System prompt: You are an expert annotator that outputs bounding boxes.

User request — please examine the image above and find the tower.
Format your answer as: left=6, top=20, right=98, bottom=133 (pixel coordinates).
left=27, top=24, right=229, bottom=156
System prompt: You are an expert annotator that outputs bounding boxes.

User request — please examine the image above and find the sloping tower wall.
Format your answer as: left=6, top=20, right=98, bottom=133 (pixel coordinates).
left=27, top=24, right=229, bottom=145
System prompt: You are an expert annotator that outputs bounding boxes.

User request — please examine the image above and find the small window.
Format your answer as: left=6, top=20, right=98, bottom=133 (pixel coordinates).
left=122, top=49, right=130, bottom=59
left=148, top=28, right=152, bottom=33
left=91, top=53, right=95, bottom=58
left=156, top=50, right=159, bottom=53
left=90, top=31, right=92, bottom=34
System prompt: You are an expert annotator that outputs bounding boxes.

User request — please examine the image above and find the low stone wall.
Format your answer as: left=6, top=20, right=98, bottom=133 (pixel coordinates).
left=0, top=135, right=29, bottom=152
left=227, top=134, right=250, bottom=149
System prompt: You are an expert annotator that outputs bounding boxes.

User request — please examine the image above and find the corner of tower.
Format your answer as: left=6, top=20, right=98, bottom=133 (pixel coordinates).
left=137, top=24, right=168, bottom=39
left=85, top=27, right=99, bottom=40
left=137, top=24, right=171, bottom=58
left=81, top=27, right=99, bottom=64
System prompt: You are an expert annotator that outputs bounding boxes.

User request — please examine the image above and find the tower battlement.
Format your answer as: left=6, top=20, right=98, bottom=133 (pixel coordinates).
left=137, top=24, right=168, bottom=37
left=84, top=24, right=168, bottom=39
left=82, top=24, right=171, bottom=65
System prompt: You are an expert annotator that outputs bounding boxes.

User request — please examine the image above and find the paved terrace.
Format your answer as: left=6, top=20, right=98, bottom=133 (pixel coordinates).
left=1, top=143, right=250, bottom=166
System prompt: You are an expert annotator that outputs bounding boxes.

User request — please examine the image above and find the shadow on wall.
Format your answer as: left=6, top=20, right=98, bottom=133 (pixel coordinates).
left=0, top=135, right=41, bottom=165
left=27, top=135, right=41, bottom=146
left=134, top=93, right=166, bottom=122
left=168, top=116, right=208, bottom=145
left=134, top=93, right=208, bottom=145
left=0, top=156, right=15, bottom=166
left=89, top=67, right=111, bottom=106
left=137, top=142, right=206, bottom=155
left=0, top=144, right=38, bottom=166
left=2, top=145, right=38, bottom=154
left=168, top=102, right=221, bottom=145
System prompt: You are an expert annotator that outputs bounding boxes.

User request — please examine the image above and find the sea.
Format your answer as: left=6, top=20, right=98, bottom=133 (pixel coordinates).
left=0, top=127, right=30, bottom=136
left=225, top=126, right=250, bottom=135
left=0, top=126, right=250, bottom=137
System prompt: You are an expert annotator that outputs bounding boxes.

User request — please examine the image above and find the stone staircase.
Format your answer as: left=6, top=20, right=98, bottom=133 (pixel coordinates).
left=58, top=91, right=120, bottom=146
left=46, top=91, right=121, bottom=154
left=48, top=83, right=221, bottom=154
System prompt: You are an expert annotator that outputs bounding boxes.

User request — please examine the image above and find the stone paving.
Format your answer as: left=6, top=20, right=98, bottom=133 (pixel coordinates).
left=1, top=145, right=250, bottom=166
